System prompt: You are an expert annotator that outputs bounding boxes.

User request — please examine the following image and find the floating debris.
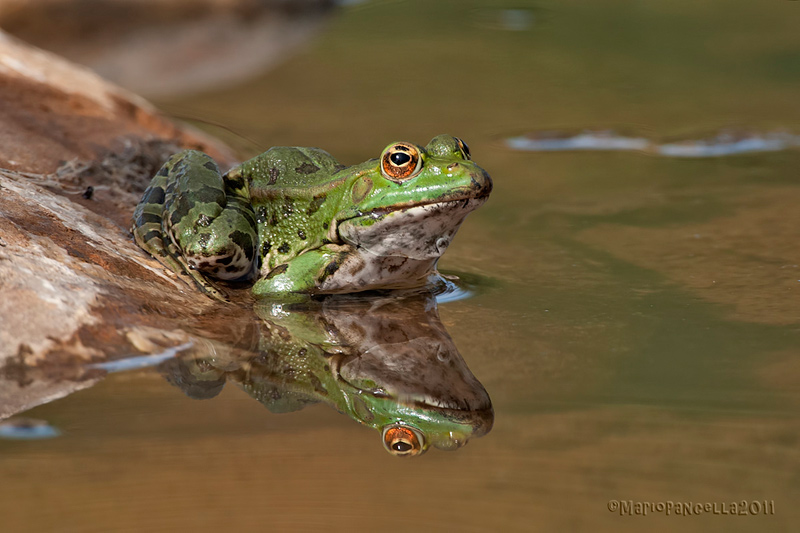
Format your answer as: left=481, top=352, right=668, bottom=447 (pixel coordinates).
left=0, top=418, right=61, bottom=440
left=657, top=131, right=800, bottom=157
left=506, top=131, right=649, bottom=152
left=506, top=130, right=800, bottom=157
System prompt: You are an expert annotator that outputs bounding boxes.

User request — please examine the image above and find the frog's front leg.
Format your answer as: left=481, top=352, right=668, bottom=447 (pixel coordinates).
left=132, top=150, right=257, bottom=301
left=252, top=245, right=351, bottom=297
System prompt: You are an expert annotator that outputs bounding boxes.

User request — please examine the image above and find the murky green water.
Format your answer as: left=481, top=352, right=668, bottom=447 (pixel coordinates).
left=3, top=0, right=800, bottom=531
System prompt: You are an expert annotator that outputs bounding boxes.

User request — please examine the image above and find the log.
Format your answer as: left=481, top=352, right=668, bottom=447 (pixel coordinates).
left=0, top=30, right=243, bottom=419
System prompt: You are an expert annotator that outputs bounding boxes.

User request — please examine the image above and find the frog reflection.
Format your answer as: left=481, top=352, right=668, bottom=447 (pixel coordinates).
left=160, top=291, right=493, bottom=456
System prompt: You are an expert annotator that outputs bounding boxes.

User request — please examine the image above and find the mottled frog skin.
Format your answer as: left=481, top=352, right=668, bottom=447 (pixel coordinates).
left=132, top=135, right=492, bottom=299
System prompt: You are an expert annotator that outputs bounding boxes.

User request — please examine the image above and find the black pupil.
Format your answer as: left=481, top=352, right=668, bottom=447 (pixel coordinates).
left=393, top=441, right=413, bottom=452
left=390, top=152, right=412, bottom=166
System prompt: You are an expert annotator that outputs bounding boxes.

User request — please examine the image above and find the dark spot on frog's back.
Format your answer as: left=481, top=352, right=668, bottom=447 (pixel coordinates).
left=230, top=230, right=255, bottom=260
left=137, top=212, right=161, bottom=226
left=278, top=242, right=290, bottom=254
left=297, top=229, right=306, bottom=240
left=142, top=185, right=166, bottom=205
left=141, top=229, right=162, bottom=244
left=203, top=160, right=218, bottom=172
left=268, top=167, right=280, bottom=185
left=196, top=214, right=212, bottom=228
left=157, top=166, right=169, bottom=177
left=169, top=196, right=193, bottom=226
left=262, top=240, right=272, bottom=255
left=295, top=162, right=320, bottom=175
left=194, top=185, right=225, bottom=205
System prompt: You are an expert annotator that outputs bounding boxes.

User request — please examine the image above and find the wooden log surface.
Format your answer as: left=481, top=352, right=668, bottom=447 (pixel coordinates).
left=0, top=30, right=248, bottom=419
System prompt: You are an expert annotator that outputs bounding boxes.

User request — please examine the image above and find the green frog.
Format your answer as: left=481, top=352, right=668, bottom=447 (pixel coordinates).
left=132, top=135, right=492, bottom=299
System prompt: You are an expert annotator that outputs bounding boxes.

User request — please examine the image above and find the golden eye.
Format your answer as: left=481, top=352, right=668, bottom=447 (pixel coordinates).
left=456, top=137, right=471, bottom=160
left=382, top=424, right=425, bottom=457
left=381, top=142, right=423, bottom=182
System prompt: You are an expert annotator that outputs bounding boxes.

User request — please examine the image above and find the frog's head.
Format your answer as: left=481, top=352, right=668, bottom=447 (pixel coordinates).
left=332, top=135, right=492, bottom=260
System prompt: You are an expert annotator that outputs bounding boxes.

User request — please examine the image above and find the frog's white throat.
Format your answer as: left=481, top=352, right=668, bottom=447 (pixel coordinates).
left=337, top=197, right=486, bottom=261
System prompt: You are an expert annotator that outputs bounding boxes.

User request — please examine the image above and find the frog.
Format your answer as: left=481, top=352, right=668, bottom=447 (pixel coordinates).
left=132, top=135, right=492, bottom=300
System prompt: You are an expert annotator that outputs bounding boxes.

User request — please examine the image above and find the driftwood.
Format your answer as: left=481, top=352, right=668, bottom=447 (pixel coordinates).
left=0, top=31, right=246, bottom=419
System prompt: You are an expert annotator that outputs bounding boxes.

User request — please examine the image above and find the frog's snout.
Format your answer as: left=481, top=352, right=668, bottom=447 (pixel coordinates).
left=470, top=167, right=493, bottom=198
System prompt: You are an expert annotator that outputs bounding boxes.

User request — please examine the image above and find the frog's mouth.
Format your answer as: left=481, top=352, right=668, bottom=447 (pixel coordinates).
left=336, top=194, right=489, bottom=226
left=333, top=196, right=489, bottom=260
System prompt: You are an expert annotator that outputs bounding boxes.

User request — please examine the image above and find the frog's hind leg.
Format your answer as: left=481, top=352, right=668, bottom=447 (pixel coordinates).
left=132, top=151, right=257, bottom=301
left=133, top=155, right=229, bottom=300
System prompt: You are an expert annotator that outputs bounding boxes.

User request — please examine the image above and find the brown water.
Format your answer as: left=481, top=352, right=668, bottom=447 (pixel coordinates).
left=2, top=0, right=800, bottom=531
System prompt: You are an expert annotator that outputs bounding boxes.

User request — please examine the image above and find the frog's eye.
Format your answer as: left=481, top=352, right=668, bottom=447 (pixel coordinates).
left=381, top=142, right=423, bottom=182
left=456, top=137, right=471, bottom=160
left=382, top=424, right=425, bottom=457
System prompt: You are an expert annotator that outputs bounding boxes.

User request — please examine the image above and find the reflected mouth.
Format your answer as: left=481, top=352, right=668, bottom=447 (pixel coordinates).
left=338, top=376, right=493, bottom=412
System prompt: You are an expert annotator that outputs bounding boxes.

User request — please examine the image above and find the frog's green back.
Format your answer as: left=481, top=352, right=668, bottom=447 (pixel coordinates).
left=238, top=146, right=348, bottom=191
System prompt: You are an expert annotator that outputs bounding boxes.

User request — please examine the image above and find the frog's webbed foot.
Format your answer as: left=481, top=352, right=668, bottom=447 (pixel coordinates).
left=132, top=150, right=257, bottom=302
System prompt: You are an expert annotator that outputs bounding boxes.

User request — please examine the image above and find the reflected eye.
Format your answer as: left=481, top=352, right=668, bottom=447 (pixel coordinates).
left=456, top=137, right=471, bottom=160
left=382, top=424, right=425, bottom=457
left=381, top=142, right=423, bottom=182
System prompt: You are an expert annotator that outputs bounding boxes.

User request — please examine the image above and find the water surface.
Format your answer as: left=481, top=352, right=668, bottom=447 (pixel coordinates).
left=2, top=1, right=800, bottom=531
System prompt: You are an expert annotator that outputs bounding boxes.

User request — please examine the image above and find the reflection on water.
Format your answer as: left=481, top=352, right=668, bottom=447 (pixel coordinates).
left=0, top=418, right=60, bottom=440
left=506, top=129, right=800, bottom=157
left=0, top=283, right=493, bottom=456
left=159, top=291, right=493, bottom=456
